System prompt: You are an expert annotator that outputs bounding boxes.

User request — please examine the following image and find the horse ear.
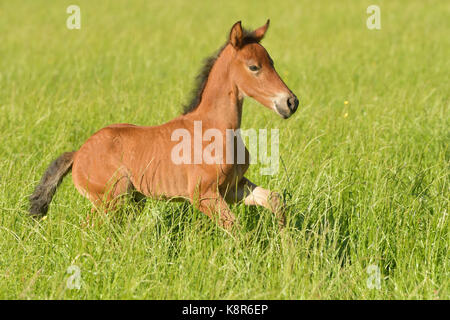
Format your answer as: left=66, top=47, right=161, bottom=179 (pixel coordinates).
left=253, top=19, right=270, bottom=41
left=229, top=21, right=243, bottom=49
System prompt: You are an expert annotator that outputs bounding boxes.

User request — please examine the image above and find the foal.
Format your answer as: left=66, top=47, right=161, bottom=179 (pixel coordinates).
left=29, top=20, right=299, bottom=230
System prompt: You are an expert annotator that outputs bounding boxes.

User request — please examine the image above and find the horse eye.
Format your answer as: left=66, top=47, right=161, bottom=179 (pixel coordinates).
left=249, top=65, right=260, bottom=72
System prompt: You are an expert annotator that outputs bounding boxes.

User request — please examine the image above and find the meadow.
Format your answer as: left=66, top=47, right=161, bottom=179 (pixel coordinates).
left=0, top=0, right=448, bottom=299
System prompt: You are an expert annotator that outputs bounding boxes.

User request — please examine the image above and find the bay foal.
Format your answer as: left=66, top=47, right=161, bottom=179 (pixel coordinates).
left=29, top=20, right=299, bottom=230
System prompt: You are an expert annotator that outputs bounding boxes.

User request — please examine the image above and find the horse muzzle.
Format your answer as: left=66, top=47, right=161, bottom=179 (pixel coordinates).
left=274, top=94, right=299, bottom=119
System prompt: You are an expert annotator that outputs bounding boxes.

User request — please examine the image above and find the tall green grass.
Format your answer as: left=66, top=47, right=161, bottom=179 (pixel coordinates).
left=0, top=0, right=448, bottom=299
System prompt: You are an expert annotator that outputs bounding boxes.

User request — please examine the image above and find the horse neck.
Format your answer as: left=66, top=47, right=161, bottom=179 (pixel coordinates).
left=188, top=45, right=243, bottom=130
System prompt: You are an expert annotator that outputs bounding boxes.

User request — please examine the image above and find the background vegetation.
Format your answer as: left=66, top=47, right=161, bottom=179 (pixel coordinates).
left=0, top=0, right=448, bottom=299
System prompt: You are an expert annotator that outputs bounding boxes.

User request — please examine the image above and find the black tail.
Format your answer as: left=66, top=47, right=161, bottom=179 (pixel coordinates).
left=29, top=151, right=75, bottom=217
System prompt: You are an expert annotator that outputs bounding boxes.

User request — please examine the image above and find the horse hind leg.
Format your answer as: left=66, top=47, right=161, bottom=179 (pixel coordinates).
left=78, top=175, right=136, bottom=227
left=98, top=175, right=135, bottom=211
left=73, top=165, right=134, bottom=216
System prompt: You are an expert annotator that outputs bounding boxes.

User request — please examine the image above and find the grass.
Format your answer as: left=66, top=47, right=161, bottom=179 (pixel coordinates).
left=0, top=0, right=448, bottom=299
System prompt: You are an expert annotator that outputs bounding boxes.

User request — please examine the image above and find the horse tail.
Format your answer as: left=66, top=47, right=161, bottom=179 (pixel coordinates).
left=29, top=151, right=76, bottom=217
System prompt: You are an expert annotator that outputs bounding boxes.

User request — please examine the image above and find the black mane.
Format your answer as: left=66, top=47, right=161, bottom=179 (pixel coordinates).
left=182, top=44, right=226, bottom=115
left=182, top=28, right=259, bottom=115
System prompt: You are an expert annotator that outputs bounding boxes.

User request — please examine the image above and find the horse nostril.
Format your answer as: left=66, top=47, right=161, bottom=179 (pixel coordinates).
left=287, top=96, right=299, bottom=113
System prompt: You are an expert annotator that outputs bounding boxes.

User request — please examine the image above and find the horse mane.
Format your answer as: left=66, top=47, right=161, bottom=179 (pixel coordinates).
left=182, top=28, right=260, bottom=115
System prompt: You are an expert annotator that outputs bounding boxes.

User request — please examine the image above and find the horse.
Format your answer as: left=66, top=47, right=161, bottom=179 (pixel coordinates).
left=29, top=20, right=299, bottom=230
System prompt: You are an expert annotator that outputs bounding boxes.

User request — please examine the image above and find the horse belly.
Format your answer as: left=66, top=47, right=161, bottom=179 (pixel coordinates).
left=130, top=154, right=191, bottom=200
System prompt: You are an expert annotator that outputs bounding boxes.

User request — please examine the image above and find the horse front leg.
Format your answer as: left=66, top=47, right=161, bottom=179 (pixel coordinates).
left=224, top=177, right=286, bottom=227
left=194, top=192, right=236, bottom=231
